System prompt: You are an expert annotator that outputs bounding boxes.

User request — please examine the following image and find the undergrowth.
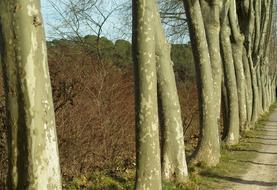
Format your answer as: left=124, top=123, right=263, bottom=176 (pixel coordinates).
left=64, top=104, right=276, bottom=190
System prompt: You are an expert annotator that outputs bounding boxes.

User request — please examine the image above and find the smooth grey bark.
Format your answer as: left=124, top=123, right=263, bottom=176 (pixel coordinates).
left=242, top=47, right=253, bottom=126
left=152, top=1, right=188, bottom=183
left=132, top=0, right=162, bottom=189
left=229, top=0, right=247, bottom=129
left=183, top=0, right=220, bottom=166
left=232, top=40, right=247, bottom=129
left=255, top=65, right=263, bottom=115
left=255, top=0, right=273, bottom=113
left=261, top=65, right=269, bottom=111
left=252, top=0, right=274, bottom=118
left=259, top=65, right=267, bottom=112
left=239, top=0, right=259, bottom=124
left=253, top=0, right=261, bottom=58
left=249, top=61, right=259, bottom=123
left=0, top=0, right=62, bottom=189
left=220, top=0, right=240, bottom=145
left=221, top=76, right=229, bottom=139
left=0, top=2, right=20, bottom=188
left=263, top=0, right=274, bottom=61
left=200, top=0, right=222, bottom=153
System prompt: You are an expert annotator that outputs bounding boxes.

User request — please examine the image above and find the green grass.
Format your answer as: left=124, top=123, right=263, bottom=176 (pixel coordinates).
left=65, top=104, right=277, bottom=190
left=64, top=170, right=135, bottom=190
left=176, top=103, right=277, bottom=190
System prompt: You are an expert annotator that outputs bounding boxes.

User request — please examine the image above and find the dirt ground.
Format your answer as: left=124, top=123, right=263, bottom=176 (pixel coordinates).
left=228, top=108, right=277, bottom=190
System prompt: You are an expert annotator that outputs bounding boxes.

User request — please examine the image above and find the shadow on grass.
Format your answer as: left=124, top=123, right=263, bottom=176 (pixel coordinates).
left=255, top=129, right=277, bottom=133
left=265, top=120, right=277, bottom=122
left=237, top=160, right=277, bottom=167
left=245, top=141, right=277, bottom=146
left=245, top=136, right=277, bottom=141
left=200, top=171, right=277, bottom=187
left=250, top=134, right=277, bottom=137
left=229, top=148, right=277, bottom=155
left=259, top=125, right=277, bottom=128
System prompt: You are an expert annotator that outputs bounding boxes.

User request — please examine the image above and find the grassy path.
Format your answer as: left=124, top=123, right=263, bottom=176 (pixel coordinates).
left=178, top=105, right=277, bottom=190
left=230, top=107, right=277, bottom=190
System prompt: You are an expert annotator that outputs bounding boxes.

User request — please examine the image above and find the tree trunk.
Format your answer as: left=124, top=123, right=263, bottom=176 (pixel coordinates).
left=183, top=0, right=220, bottom=166
left=220, top=0, right=240, bottom=146
left=0, top=2, right=20, bottom=188
left=250, top=61, right=259, bottom=123
left=232, top=40, right=247, bottom=129
left=238, top=0, right=259, bottom=124
left=0, top=0, right=62, bottom=189
left=200, top=0, right=222, bottom=151
left=229, top=0, right=247, bottom=130
left=242, top=47, right=253, bottom=127
left=132, top=0, right=162, bottom=189
left=152, top=1, right=188, bottom=183
left=261, top=66, right=268, bottom=112
left=256, top=64, right=263, bottom=114
left=221, top=77, right=229, bottom=139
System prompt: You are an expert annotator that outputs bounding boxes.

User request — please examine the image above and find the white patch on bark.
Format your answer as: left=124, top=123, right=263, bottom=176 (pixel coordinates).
left=27, top=4, right=39, bottom=16
left=35, top=123, right=61, bottom=190
left=27, top=28, right=61, bottom=190
left=41, top=43, right=48, bottom=79
left=230, top=133, right=235, bottom=141
left=163, top=153, right=171, bottom=178
left=26, top=32, right=37, bottom=114
left=41, top=42, right=50, bottom=94
left=145, top=37, right=151, bottom=42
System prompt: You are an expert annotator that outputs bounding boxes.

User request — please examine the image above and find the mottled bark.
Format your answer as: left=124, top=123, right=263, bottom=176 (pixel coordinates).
left=271, top=76, right=276, bottom=104
left=221, top=77, right=229, bottom=139
left=256, top=64, right=263, bottom=114
left=238, top=0, right=274, bottom=123
left=132, top=0, right=162, bottom=189
left=221, top=0, right=240, bottom=145
left=263, top=0, right=274, bottom=61
left=250, top=61, right=259, bottom=123
left=255, top=0, right=273, bottom=113
left=0, top=0, right=62, bottom=189
left=152, top=1, right=188, bottom=183
left=229, top=0, right=247, bottom=129
left=253, top=0, right=261, bottom=59
left=0, top=2, right=21, bottom=188
left=183, top=0, right=220, bottom=166
left=242, top=0, right=259, bottom=124
left=242, top=47, right=253, bottom=127
left=261, top=66, right=269, bottom=111
left=200, top=0, right=222, bottom=149
left=232, top=40, right=247, bottom=129
left=257, top=0, right=271, bottom=60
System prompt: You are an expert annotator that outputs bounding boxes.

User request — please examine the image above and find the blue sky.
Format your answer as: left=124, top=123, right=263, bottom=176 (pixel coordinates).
left=41, top=0, right=57, bottom=38
left=40, top=0, right=130, bottom=40
left=40, top=0, right=189, bottom=43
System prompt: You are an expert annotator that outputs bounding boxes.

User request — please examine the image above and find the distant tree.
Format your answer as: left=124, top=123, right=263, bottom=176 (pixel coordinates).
left=0, top=0, right=62, bottom=189
left=153, top=1, right=188, bottom=183
left=237, top=0, right=275, bottom=124
left=220, top=0, right=275, bottom=144
left=133, top=0, right=188, bottom=187
left=113, top=39, right=132, bottom=67
left=171, top=44, right=195, bottom=81
left=229, top=0, right=247, bottom=129
left=158, top=0, right=188, bottom=42
left=220, top=0, right=240, bottom=145
left=183, top=0, right=222, bottom=166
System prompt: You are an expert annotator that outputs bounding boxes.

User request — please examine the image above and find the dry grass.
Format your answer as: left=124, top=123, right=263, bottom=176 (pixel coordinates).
left=0, top=44, right=199, bottom=187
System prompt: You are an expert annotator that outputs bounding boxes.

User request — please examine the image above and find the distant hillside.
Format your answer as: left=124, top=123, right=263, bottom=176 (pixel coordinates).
left=47, top=35, right=195, bottom=81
